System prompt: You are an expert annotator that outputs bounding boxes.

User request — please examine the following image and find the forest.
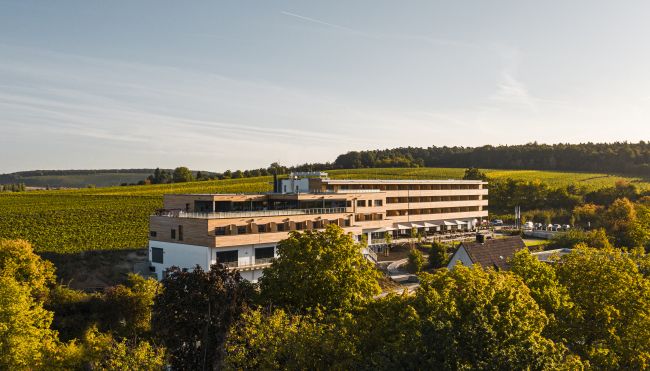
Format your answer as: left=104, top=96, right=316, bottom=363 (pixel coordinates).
left=332, top=142, right=650, bottom=177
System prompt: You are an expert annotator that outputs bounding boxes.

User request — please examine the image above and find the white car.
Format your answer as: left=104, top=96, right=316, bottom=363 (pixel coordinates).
left=562, top=224, right=571, bottom=231
left=553, top=224, right=562, bottom=231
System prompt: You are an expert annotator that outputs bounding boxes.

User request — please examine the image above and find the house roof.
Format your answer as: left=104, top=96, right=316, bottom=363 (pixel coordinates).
left=460, top=236, right=526, bottom=270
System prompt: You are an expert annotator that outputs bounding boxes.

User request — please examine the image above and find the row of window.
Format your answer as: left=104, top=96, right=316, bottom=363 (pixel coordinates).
left=386, top=206, right=482, bottom=217
left=355, top=199, right=383, bottom=207
left=214, top=219, right=352, bottom=236
left=386, top=195, right=481, bottom=203
left=150, top=225, right=184, bottom=240
left=150, top=246, right=276, bottom=265
left=332, top=184, right=483, bottom=191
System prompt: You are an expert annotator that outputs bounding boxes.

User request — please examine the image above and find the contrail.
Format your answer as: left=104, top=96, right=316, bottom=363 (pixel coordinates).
left=280, top=11, right=356, bottom=32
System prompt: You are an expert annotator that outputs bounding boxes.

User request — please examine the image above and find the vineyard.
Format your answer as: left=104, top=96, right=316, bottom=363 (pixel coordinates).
left=1, top=168, right=648, bottom=254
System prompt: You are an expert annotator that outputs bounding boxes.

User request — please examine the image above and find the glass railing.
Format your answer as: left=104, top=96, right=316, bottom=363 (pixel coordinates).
left=155, top=207, right=347, bottom=219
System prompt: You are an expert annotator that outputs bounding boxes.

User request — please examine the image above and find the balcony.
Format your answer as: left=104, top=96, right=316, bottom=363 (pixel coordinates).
left=155, top=207, right=348, bottom=219
left=214, top=258, right=275, bottom=271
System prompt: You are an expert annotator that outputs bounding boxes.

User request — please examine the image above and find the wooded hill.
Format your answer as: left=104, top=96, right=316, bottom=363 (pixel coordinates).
left=330, top=142, right=650, bottom=177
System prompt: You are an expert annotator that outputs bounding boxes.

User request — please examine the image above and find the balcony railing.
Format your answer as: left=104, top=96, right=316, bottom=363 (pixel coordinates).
left=215, top=258, right=275, bottom=269
left=155, top=207, right=347, bottom=219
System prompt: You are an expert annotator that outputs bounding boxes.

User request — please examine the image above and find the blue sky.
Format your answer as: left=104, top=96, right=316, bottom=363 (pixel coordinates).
left=1, top=1, right=650, bottom=173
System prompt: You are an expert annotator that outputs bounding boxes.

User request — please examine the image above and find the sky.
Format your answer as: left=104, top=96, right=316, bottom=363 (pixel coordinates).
left=1, top=1, right=650, bottom=173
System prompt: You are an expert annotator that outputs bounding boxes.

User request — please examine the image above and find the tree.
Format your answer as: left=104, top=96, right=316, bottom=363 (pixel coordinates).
left=406, top=248, right=424, bottom=273
left=172, top=166, right=194, bottom=183
left=0, top=239, right=55, bottom=301
left=152, top=264, right=253, bottom=370
left=82, top=327, right=165, bottom=371
left=555, top=246, right=650, bottom=369
left=0, top=275, right=60, bottom=369
left=548, top=228, right=612, bottom=249
left=463, top=167, right=488, bottom=181
left=101, top=274, right=161, bottom=339
left=384, top=232, right=393, bottom=256
left=224, top=309, right=354, bottom=370
left=428, top=241, right=448, bottom=269
left=413, top=266, right=581, bottom=369
left=259, top=225, right=381, bottom=314
left=509, top=249, right=575, bottom=341
left=147, top=168, right=172, bottom=184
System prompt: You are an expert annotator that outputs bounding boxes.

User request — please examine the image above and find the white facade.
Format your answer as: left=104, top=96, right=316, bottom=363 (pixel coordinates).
left=280, top=178, right=310, bottom=193
left=149, top=241, right=211, bottom=280
left=149, top=240, right=276, bottom=282
left=446, top=245, right=473, bottom=269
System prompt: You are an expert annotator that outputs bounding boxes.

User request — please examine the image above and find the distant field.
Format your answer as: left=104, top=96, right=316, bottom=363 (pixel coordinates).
left=7, top=172, right=153, bottom=188
left=1, top=168, right=648, bottom=254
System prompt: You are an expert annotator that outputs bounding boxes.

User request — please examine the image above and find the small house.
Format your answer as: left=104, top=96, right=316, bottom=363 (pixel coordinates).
left=447, top=235, right=526, bottom=270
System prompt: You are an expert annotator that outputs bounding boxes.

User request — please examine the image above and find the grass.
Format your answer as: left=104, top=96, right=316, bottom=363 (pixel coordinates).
left=1, top=167, right=648, bottom=254
left=523, top=239, right=551, bottom=248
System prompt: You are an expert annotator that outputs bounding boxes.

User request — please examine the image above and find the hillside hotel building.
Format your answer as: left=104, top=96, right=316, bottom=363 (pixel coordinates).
left=148, top=173, right=488, bottom=281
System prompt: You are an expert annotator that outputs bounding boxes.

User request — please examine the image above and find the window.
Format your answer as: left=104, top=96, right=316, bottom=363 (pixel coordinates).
left=357, top=200, right=366, bottom=207
left=216, top=250, right=238, bottom=267
left=346, top=201, right=352, bottom=207
left=277, top=223, right=286, bottom=232
left=237, top=226, right=247, bottom=234
left=375, top=200, right=383, bottom=206
left=151, top=247, right=164, bottom=264
left=258, top=224, right=267, bottom=233
left=343, top=219, right=351, bottom=227
left=171, top=229, right=176, bottom=239
left=295, top=222, right=304, bottom=230
left=255, top=246, right=275, bottom=260
left=150, top=231, right=157, bottom=237
left=178, top=225, right=183, bottom=241
left=215, top=227, right=226, bottom=236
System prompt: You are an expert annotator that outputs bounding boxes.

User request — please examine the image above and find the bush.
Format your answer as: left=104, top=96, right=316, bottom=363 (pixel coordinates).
left=407, top=248, right=424, bottom=273
left=428, top=242, right=449, bottom=269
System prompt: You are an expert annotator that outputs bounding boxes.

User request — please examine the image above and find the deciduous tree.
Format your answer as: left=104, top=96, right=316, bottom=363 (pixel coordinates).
left=259, top=225, right=381, bottom=314
left=152, top=264, right=253, bottom=370
left=555, top=246, right=650, bottom=369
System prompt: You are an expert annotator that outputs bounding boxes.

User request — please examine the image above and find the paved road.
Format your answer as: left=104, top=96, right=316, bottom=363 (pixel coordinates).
left=376, top=258, right=421, bottom=298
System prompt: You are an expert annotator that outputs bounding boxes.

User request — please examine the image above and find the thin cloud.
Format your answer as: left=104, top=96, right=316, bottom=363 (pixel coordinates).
left=491, top=72, right=538, bottom=112
left=280, top=11, right=356, bottom=32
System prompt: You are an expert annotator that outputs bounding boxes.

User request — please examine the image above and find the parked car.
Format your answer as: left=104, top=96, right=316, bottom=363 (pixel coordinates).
left=491, top=219, right=504, bottom=226
left=534, top=223, right=544, bottom=230
left=546, top=224, right=554, bottom=231
left=523, top=221, right=534, bottom=230
left=562, top=224, right=571, bottom=231
left=553, top=224, right=562, bottom=231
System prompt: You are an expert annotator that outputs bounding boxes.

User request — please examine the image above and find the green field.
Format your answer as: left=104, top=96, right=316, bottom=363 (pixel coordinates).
left=1, top=168, right=647, bottom=254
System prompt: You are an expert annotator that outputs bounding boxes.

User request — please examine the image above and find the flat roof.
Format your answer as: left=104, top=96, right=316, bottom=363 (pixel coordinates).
left=321, top=179, right=487, bottom=184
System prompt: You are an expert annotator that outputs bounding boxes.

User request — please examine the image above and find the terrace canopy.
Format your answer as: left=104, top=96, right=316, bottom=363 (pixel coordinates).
left=443, top=221, right=456, bottom=226
left=424, top=222, right=439, bottom=230
left=396, top=224, right=411, bottom=230
left=410, top=223, right=425, bottom=228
